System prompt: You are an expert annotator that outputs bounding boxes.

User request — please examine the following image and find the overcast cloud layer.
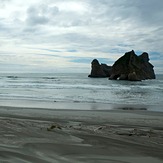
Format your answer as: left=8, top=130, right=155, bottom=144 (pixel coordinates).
left=0, top=0, right=163, bottom=73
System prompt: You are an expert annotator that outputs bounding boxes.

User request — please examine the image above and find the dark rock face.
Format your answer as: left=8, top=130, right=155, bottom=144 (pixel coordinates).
left=88, top=59, right=112, bottom=77
left=88, top=50, right=156, bottom=81
left=109, top=50, right=155, bottom=81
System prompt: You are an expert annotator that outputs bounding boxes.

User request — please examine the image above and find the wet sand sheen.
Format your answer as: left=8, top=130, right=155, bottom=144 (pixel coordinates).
left=0, top=106, right=163, bottom=163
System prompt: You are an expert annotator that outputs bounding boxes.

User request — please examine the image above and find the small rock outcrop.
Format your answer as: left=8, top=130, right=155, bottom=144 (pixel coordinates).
left=88, top=59, right=112, bottom=77
left=109, top=50, right=155, bottom=81
left=88, top=50, right=156, bottom=81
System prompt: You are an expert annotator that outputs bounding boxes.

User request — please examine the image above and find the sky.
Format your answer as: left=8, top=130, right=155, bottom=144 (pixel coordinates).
left=0, top=0, right=163, bottom=73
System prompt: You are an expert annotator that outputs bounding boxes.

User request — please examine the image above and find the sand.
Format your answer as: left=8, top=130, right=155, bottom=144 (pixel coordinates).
left=0, top=105, right=163, bottom=163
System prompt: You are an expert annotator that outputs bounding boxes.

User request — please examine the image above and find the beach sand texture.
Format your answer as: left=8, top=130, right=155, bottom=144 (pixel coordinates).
left=0, top=106, right=163, bottom=163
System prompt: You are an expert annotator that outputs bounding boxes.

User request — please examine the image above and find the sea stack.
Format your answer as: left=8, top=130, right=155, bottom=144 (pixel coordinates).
left=88, top=59, right=112, bottom=78
left=88, top=50, right=156, bottom=81
left=109, top=50, right=155, bottom=81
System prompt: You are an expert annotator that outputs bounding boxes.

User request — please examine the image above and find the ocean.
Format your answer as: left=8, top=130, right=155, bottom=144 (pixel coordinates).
left=0, top=73, right=163, bottom=112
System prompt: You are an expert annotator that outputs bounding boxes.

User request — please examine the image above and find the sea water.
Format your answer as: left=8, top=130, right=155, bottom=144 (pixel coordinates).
left=0, top=73, right=162, bottom=111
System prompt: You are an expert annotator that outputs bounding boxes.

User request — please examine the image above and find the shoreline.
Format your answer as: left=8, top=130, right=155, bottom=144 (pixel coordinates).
left=0, top=99, right=162, bottom=112
left=0, top=105, right=163, bottom=162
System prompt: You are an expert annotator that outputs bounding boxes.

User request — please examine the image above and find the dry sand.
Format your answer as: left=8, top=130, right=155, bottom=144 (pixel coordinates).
left=0, top=105, right=163, bottom=163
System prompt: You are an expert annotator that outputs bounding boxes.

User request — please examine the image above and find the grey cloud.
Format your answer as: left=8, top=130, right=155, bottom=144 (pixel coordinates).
left=26, top=4, right=59, bottom=25
left=0, top=0, right=10, bottom=7
left=87, top=0, right=163, bottom=27
left=5, top=1, right=163, bottom=49
left=0, top=0, right=163, bottom=73
left=25, top=2, right=91, bottom=27
left=27, top=15, right=49, bottom=25
left=25, top=3, right=87, bottom=27
left=87, top=0, right=163, bottom=55
left=125, top=0, right=163, bottom=26
left=0, top=20, right=8, bottom=32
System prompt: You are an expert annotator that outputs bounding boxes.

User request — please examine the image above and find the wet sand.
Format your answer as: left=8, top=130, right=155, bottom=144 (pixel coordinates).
left=0, top=105, right=163, bottom=163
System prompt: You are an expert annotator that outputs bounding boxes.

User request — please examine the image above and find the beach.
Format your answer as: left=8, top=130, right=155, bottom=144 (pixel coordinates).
left=0, top=104, right=163, bottom=163
left=0, top=0, right=163, bottom=162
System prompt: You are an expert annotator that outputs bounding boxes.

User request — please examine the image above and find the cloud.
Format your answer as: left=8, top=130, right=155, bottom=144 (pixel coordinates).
left=0, top=0, right=11, bottom=7
left=26, top=4, right=59, bottom=25
left=0, top=0, right=163, bottom=73
left=25, top=1, right=90, bottom=28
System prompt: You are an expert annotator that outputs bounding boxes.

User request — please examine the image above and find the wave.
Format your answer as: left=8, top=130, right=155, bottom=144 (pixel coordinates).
left=7, top=76, right=18, bottom=79
left=0, top=73, right=162, bottom=110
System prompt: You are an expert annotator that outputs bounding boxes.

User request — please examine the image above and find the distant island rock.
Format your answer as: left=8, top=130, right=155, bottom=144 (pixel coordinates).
left=88, top=50, right=156, bottom=81
left=88, top=59, right=112, bottom=78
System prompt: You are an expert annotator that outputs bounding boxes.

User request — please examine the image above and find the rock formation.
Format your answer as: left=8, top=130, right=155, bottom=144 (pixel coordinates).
left=88, top=50, right=156, bottom=81
left=109, top=50, right=155, bottom=81
left=88, top=59, right=112, bottom=77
